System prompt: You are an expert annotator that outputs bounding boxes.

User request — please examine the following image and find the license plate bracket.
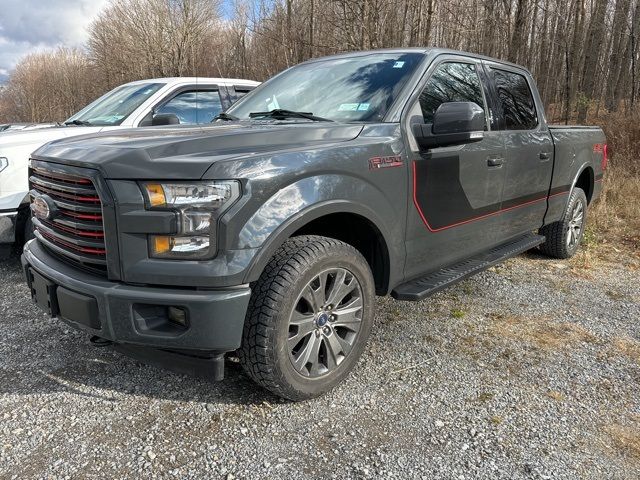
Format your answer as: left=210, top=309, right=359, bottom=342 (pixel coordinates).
left=28, top=269, right=59, bottom=316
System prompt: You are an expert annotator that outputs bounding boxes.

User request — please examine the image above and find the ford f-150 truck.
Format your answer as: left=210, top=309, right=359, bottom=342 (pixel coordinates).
left=22, top=49, right=606, bottom=401
left=0, top=77, right=258, bottom=246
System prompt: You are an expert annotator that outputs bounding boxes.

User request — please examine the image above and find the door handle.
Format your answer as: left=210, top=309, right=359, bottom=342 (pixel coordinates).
left=487, top=157, right=504, bottom=167
left=539, top=152, right=551, bottom=161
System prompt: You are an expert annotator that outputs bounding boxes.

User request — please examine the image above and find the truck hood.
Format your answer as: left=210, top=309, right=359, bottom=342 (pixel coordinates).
left=32, top=122, right=365, bottom=179
left=0, top=125, right=105, bottom=149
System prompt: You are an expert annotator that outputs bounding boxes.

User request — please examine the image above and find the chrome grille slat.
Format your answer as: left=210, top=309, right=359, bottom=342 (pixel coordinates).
left=29, top=164, right=107, bottom=275
left=34, top=230, right=107, bottom=266
left=29, top=175, right=98, bottom=195
left=35, top=219, right=106, bottom=248
left=29, top=193, right=103, bottom=214
left=50, top=216, right=104, bottom=232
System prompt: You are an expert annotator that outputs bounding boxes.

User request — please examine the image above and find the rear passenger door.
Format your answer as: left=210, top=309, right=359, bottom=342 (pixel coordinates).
left=484, top=63, right=554, bottom=239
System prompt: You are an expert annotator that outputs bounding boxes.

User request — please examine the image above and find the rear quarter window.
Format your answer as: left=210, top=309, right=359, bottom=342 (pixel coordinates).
left=491, top=69, right=538, bottom=130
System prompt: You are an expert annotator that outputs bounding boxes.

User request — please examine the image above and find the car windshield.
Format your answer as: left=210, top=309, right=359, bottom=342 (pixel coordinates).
left=65, top=83, right=165, bottom=126
left=228, top=53, right=425, bottom=123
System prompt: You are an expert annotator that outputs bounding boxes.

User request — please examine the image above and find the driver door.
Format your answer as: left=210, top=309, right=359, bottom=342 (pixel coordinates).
left=404, top=57, right=508, bottom=280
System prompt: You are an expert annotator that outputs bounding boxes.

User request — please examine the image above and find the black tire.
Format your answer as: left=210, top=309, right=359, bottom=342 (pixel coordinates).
left=539, top=187, right=588, bottom=259
left=12, top=205, right=34, bottom=254
left=238, top=235, right=375, bottom=401
left=24, top=215, right=35, bottom=243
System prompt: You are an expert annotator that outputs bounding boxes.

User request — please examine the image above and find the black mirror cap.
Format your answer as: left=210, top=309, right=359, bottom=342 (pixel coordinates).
left=151, top=113, right=180, bottom=126
left=412, top=101, right=485, bottom=150
left=432, top=102, right=485, bottom=134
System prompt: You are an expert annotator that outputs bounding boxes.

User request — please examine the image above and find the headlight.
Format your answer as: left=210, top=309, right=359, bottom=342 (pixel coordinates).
left=0, top=157, right=8, bottom=173
left=142, top=181, right=240, bottom=259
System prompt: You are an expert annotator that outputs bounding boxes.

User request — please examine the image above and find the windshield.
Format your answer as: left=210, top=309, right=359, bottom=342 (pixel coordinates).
left=65, top=82, right=165, bottom=126
left=228, top=53, right=424, bottom=122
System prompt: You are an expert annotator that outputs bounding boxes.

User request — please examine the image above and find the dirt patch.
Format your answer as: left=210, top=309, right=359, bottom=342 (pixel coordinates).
left=605, top=423, right=640, bottom=461
left=487, top=314, right=599, bottom=351
left=611, top=337, right=640, bottom=365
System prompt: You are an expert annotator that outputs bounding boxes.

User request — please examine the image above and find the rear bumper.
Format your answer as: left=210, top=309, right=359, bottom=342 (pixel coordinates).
left=0, top=210, right=17, bottom=243
left=21, top=239, right=251, bottom=352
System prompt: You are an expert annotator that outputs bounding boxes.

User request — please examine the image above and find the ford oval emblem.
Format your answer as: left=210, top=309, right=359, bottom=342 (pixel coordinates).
left=32, top=195, right=55, bottom=221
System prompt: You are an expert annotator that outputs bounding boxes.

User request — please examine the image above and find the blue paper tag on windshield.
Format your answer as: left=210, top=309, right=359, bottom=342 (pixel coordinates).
left=393, top=61, right=405, bottom=69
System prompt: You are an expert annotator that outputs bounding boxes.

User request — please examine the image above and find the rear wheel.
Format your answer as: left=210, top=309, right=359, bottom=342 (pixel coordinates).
left=238, top=235, right=375, bottom=401
left=539, top=187, right=587, bottom=259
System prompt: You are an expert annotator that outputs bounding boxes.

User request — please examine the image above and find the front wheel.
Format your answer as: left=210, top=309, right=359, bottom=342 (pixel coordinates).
left=539, top=187, right=588, bottom=259
left=238, top=235, right=375, bottom=401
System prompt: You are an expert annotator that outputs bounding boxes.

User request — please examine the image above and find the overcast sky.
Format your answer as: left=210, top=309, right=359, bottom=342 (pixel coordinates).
left=0, top=0, right=110, bottom=82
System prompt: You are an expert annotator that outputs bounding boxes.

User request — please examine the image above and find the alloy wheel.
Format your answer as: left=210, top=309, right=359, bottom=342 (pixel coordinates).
left=287, top=268, right=364, bottom=378
left=566, top=201, right=584, bottom=248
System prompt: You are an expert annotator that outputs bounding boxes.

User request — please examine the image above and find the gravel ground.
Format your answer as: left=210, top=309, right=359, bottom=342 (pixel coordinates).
left=0, top=244, right=639, bottom=479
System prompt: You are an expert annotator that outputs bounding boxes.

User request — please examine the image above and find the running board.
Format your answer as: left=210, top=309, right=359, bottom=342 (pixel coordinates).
left=392, top=233, right=545, bottom=301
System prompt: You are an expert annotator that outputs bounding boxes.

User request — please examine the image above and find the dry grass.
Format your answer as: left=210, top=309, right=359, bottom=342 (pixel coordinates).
left=588, top=112, right=640, bottom=257
left=487, top=314, right=599, bottom=351
left=591, top=165, right=640, bottom=239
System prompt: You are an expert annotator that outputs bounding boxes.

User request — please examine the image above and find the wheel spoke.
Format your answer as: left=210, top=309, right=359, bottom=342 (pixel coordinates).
left=287, top=321, right=316, bottom=351
left=322, top=337, right=338, bottom=370
left=326, top=330, right=353, bottom=359
left=302, top=272, right=328, bottom=312
left=291, top=334, right=321, bottom=374
left=326, top=270, right=356, bottom=307
left=289, top=310, right=315, bottom=326
left=568, top=226, right=576, bottom=246
left=331, top=296, right=363, bottom=329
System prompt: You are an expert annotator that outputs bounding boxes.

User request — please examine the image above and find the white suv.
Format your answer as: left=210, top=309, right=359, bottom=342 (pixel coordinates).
left=0, top=77, right=259, bottom=245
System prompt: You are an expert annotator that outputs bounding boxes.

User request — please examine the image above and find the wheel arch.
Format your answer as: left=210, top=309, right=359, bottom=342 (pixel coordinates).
left=570, top=164, right=595, bottom=205
left=242, top=201, right=393, bottom=295
left=574, top=166, right=594, bottom=204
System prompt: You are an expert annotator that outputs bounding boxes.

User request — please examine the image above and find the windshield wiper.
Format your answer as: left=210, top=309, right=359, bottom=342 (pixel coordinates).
left=248, top=109, right=333, bottom=122
left=213, top=112, right=239, bottom=122
left=64, top=119, right=92, bottom=126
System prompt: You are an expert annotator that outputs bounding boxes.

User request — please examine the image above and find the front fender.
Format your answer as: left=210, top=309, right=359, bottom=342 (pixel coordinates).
left=236, top=174, right=402, bottom=285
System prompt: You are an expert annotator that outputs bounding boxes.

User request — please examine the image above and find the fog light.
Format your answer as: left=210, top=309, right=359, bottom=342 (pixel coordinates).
left=168, top=306, right=188, bottom=327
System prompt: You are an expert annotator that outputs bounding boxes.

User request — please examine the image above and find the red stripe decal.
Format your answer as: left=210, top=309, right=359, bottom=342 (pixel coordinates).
left=412, top=161, right=568, bottom=232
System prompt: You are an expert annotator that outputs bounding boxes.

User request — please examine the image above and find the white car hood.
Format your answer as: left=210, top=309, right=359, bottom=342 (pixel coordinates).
left=0, top=125, right=105, bottom=149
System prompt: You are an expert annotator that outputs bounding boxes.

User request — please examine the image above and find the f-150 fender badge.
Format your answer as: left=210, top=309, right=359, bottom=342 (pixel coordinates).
left=369, top=155, right=403, bottom=170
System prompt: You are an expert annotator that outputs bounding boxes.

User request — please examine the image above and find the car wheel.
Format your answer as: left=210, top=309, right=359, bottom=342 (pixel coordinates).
left=539, top=187, right=588, bottom=259
left=238, top=235, right=375, bottom=401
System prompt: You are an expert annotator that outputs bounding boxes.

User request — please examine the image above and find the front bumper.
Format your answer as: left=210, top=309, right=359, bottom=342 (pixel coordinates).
left=22, top=240, right=251, bottom=352
left=0, top=210, right=17, bottom=243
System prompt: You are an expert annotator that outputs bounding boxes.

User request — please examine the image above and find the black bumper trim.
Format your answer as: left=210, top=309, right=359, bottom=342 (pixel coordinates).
left=22, top=239, right=251, bottom=352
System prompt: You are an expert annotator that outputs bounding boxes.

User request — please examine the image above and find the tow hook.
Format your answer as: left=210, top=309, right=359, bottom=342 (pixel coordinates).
left=89, top=335, right=114, bottom=347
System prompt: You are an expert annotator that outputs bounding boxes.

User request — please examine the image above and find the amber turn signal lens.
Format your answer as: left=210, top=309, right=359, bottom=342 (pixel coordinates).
left=152, top=235, right=171, bottom=254
left=145, top=183, right=166, bottom=207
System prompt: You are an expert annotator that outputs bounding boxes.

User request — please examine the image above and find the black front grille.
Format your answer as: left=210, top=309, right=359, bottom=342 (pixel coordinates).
left=29, top=165, right=107, bottom=275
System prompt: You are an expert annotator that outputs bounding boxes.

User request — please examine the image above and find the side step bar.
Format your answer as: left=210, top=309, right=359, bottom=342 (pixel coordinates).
left=392, top=233, right=545, bottom=301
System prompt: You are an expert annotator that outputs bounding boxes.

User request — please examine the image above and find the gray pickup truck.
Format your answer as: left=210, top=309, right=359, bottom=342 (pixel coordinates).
left=22, top=48, right=606, bottom=400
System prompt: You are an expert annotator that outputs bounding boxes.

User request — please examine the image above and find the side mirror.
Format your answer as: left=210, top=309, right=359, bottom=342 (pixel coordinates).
left=412, top=102, right=485, bottom=149
left=151, top=113, right=180, bottom=126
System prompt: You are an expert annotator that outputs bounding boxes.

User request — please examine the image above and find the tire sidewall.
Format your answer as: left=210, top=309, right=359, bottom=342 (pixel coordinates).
left=270, top=244, right=375, bottom=398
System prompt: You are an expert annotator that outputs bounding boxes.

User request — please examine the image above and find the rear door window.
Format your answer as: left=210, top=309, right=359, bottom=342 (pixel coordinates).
left=155, top=90, right=223, bottom=124
left=490, top=69, right=538, bottom=130
left=419, top=62, right=487, bottom=128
